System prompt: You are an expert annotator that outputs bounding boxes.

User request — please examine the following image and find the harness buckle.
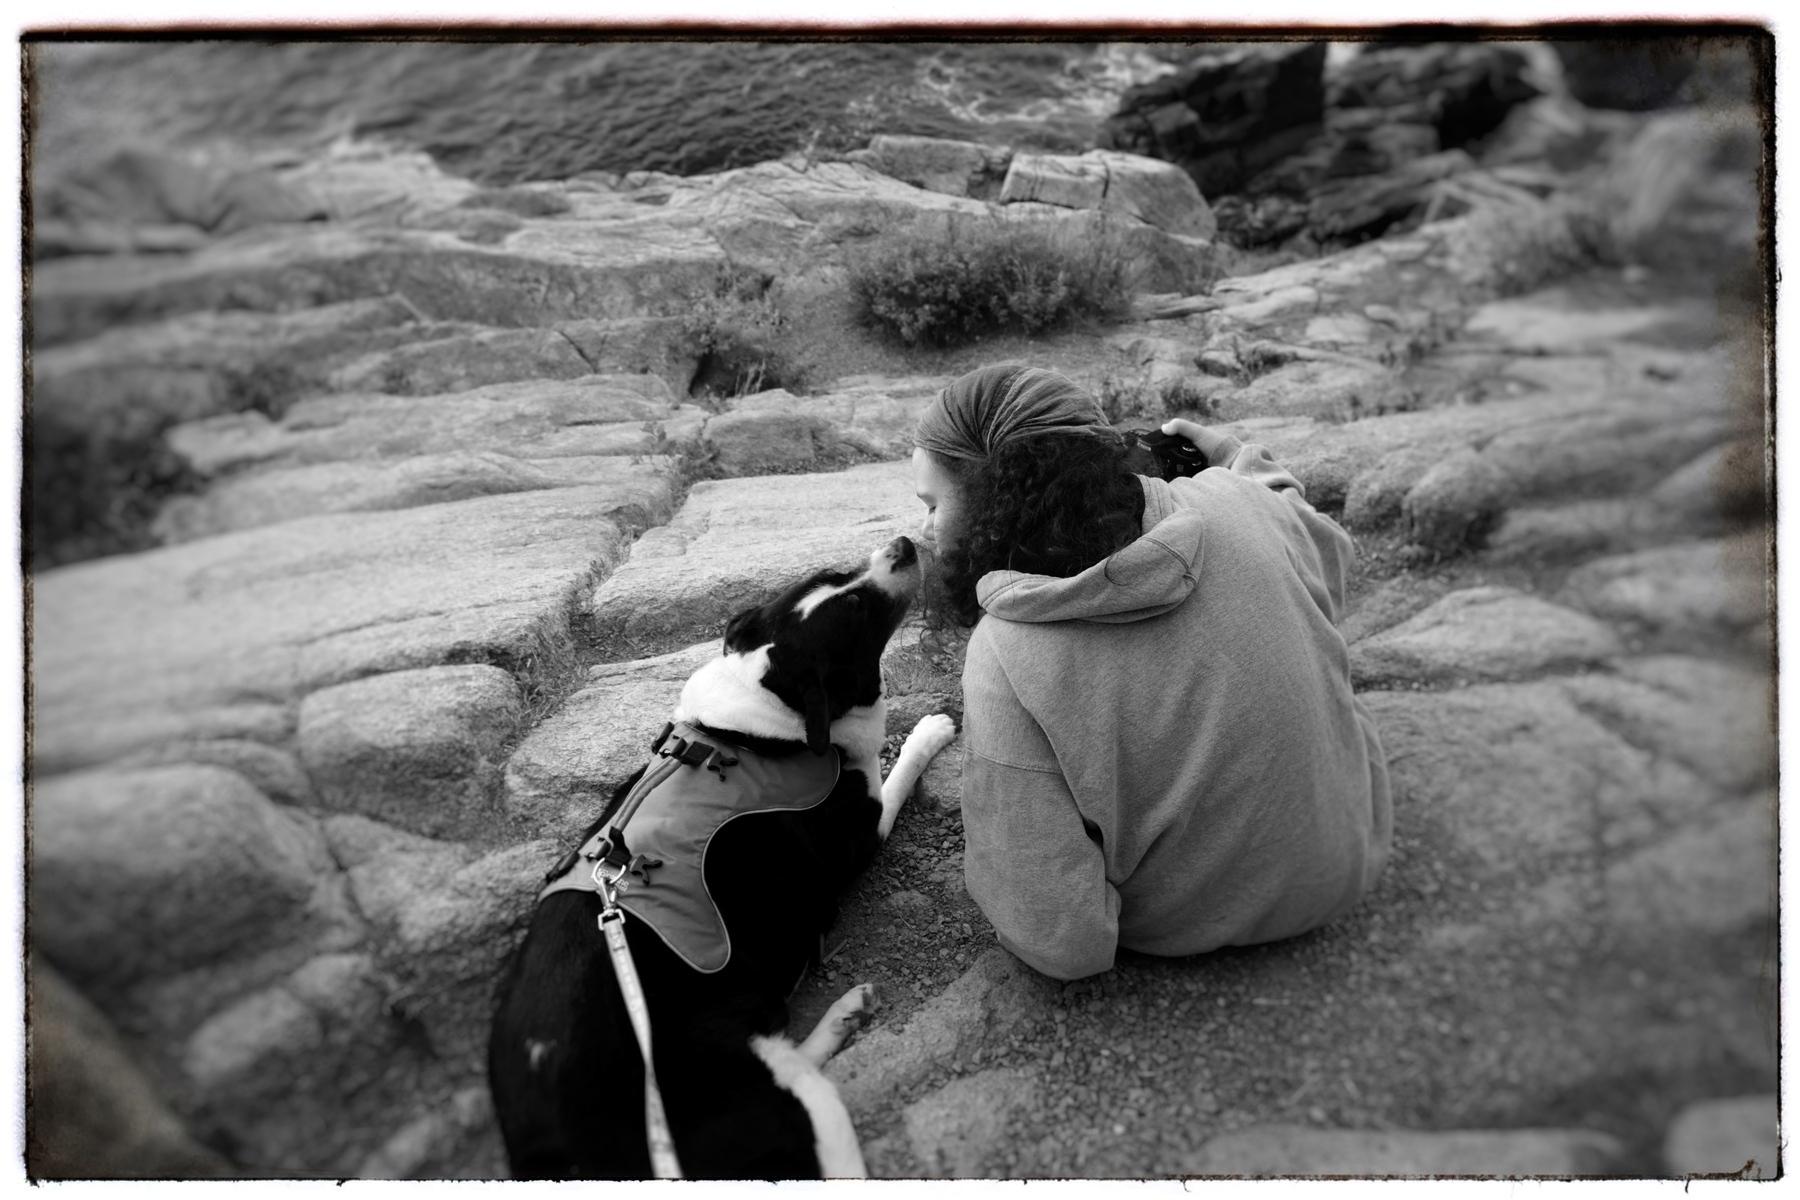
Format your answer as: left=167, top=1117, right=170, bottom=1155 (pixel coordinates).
left=664, top=737, right=713, bottom=768
left=588, top=828, right=633, bottom=889
left=591, top=854, right=622, bottom=890
left=704, top=748, right=739, bottom=781
left=653, top=725, right=737, bottom=778
left=625, top=852, right=664, bottom=883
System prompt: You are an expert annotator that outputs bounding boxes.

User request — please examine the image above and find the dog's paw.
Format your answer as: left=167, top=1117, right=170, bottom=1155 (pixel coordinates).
left=829, top=983, right=879, bottom=1039
left=904, top=712, right=958, bottom=759
left=799, top=983, right=882, bottom=1066
left=845, top=981, right=879, bottom=1020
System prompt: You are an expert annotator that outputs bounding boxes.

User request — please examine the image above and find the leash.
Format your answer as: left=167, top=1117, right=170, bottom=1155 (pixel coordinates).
left=573, top=724, right=738, bottom=1180
left=598, top=882, right=683, bottom=1179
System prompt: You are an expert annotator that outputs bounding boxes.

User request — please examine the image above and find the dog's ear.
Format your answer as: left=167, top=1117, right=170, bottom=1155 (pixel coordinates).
left=802, top=677, right=832, bottom=756
left=723, top=608, right=762, bottom=652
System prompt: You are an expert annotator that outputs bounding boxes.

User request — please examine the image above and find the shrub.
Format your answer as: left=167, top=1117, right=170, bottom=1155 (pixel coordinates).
left=1436, top=184, right=1614, bottom=297
left=28, top=411, right=203, bottom=570
left=680, top=271, right=805, bottom=401
left=221, top=360, right=308, bottom=419
left=848, top=217, right=1137, bottom=348
left=1096, top=369, right=1155, bottom=425
left=1097, top=368, right=1219, bottom=427
left=26, top=355, right=319, bottom=569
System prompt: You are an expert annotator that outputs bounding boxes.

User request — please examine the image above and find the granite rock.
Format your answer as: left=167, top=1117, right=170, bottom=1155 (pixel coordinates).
left=33, top=483, right=669, bottom=775
left=1561, top=536, right=1769, bottom=646
left=357, top=1087, right=497, bottom=1179
left=701, top=406, right=838, bottom=474
left=1559, top=655, right=1773, bottom=795
left=41, top=145, right=329, bottom=235
left=31, top=214, right=730, bottom=348
left=1662, top=1093, right=1779, bottom=1178
left=1604, top=802, right=1775, bottom=947
left=1402, top=401, right=1734, bottom=555
left=166, top=373, right=680, bottom=477
left=26, top=958, right=237, bottom=1179
left=1601, top=106, right=1763, bottom=281
left=588, top=460, right=924, bottom=655
left=327, top=817, right=480, bottom=929
left=1000, top=152, right=1109, bottom=211
left=849, top=134, right=1012, bottom=199
left=504, top=641, right=720, bottom=839
left=322, top=325, right=593, bottom=395
left=825, top=948, right=1055, bottom=1118
left=383, top=840, right=558, bottom=1060
left=1349, top=586, right=1624, bottom=687
left=33, top=765, right=338, bottom=988
left=155, top=452, right=670, bottom=542
left=901, top=1066, right=1041, bottom=1177
left=180, top=952, right=392, bottom=1096
left=30, top=295, right=443, bottom=442
left=1179, top=1124, right=1624, bottom=1177
left=299, top=665, right=524, bottom=839
left=1360, top=680, right=1717, bottom=872
left=1102, top=42, right=1329, bottom=197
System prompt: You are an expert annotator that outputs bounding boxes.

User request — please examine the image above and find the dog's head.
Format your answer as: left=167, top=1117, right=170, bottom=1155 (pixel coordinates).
left=718, top=536, right=921, bottom=754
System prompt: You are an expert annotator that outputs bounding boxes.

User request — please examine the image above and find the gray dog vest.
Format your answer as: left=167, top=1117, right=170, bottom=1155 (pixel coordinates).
left=539, top=722, right=841, bottom=973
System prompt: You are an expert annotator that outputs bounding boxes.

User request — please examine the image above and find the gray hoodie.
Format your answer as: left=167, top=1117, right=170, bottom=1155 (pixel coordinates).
left=959, top=437, right=1392, bottom=979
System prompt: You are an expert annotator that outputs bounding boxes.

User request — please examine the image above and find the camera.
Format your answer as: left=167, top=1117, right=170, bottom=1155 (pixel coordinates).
left=1121, top=428, right=1208, bottom=481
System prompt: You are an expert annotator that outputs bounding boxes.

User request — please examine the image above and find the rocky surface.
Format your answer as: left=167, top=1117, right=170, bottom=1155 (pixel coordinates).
left=1553, top=38, right=1760, bottom=113
left=26, top=959, right=238, bottom=1179
left=999, top=149, right=1217, bottom=239
left=586, top=461, right=927, bottom=656
left=29, top=128, right=1217, bottom=570
left=298, top=665, right=524, bottom=839
left=1101, top=42, right=1331, bottom=198
left=38, top=145, right=331, bottom=244
left=1111, top=42, right=1546, bottom=251
left=1348, top=585, right=1625, bottom=687
left=31, top=481, right=675, bottom=777
left=1328, top=44, right=1541, bottom=152
left=1178, top=1124, right=1626, bottom=1177
left=26, top=46, right=1772, bottom=1183
left=844, top=134, right=1013, bottom=200
left=1661, top=1094, right=1780, bottom=1179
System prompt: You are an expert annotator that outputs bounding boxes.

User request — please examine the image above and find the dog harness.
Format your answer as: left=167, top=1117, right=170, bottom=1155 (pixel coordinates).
left=539, top=721, right=841, bottom=973
left=537, top=723, right=841, bottom=1180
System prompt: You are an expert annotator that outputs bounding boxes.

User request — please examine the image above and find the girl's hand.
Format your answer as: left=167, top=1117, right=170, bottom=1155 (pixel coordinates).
left=1160, top=418, right=1238, bottom=464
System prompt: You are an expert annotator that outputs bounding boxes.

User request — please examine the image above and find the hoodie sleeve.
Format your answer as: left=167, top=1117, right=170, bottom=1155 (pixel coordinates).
left=962, top=748, right=1121, bottom=980
left=1209, top=438, right=1356, bottom=625
left=1211, top=434, right=1302, bottom=495
left=960, top=641, right=1120, bottom=980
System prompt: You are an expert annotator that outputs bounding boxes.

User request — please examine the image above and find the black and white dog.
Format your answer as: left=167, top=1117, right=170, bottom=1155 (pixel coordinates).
left=489, top=536, right=957, bottom=1179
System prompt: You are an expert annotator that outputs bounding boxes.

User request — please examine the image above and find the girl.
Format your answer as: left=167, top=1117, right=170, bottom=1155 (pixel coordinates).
left=913, top=364, right=1391, bottom=980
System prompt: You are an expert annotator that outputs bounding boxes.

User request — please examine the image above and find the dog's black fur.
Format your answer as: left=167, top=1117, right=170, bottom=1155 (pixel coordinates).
left=489, top=540, right=936, bottom=1179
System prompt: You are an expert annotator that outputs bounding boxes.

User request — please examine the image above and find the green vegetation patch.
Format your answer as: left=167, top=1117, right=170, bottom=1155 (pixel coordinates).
left=848, top=217, right=1137, bottom=349
left=680, top=270, right=808, bottom=402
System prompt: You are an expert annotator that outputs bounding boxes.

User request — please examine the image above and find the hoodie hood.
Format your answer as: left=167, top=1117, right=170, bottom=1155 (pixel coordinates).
left=976, top=484, right=1205, bottom=625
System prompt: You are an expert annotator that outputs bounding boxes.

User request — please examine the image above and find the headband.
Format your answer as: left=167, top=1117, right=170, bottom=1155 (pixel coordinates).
left=913, top=364, right=1113, bottom=462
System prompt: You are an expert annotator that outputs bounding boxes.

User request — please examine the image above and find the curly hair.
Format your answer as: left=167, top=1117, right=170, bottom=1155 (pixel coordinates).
left=933, top=432, right=1146, bottom=627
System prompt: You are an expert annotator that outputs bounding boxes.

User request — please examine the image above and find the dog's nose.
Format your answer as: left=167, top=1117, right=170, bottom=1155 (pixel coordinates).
left=888, top=536, right=917, bottom=569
